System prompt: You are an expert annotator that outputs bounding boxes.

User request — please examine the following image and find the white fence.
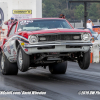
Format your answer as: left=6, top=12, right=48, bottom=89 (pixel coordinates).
left=70, top=19, right=100, bottom=28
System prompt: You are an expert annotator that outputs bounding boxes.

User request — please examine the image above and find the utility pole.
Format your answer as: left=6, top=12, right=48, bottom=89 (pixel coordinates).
left=84, top=2, right=87, bottom=28
left=69, top=1, right=100, bottom=28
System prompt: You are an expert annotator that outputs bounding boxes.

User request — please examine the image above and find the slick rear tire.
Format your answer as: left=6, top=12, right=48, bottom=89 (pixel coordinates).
left=78, top=49, right=90, bottom=70
left=49, top=62, right=67, bottom=74
left=0, top=52, right=18, bottom=75
left=17, top=45, right=30, bottom=72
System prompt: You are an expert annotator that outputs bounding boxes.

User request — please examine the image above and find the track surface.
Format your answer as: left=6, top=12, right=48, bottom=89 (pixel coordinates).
left=0, top=62, right=100, bottom=100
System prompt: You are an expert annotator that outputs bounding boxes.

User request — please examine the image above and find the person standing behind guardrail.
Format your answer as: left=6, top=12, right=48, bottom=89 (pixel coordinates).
left=86, top=19, right=94, bottom=30
left=4, top=17, right=14, bottom=32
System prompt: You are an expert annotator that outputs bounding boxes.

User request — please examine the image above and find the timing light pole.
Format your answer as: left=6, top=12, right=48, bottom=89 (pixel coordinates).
left=69, top=1, right=100, bottom=28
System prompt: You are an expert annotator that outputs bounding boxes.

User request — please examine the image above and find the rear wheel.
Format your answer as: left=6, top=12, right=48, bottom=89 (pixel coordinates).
left=49, top=62, right=67, bottom=74
left=78, top=49, right=90, bottom=70
left=0, top=52, right=18, bottom=75
left=17, top=46, right=30, bottom=72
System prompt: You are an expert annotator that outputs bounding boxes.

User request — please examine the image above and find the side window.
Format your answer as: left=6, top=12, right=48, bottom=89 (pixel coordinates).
left=9, top=24, right=16, bottom=37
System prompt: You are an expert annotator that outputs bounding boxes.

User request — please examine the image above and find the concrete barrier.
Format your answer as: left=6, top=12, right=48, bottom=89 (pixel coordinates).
left=90, top=40, right=100, bottom=63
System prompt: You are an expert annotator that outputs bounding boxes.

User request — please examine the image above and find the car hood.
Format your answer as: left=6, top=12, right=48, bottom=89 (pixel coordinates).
left=18, top=28, right=91, bottom=35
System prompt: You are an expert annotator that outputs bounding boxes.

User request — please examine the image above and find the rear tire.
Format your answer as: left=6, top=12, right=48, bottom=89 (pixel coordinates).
left=0, top=52, right=18, bottom=75
left=78, top=49, right=90, bottom=70
left=49, top=62, right=67, bottom=74
left=17, top=45, right=30, bottom=72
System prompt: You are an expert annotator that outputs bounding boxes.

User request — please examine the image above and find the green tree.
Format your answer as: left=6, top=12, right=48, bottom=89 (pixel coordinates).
left=74, top=4, right=84, bottom=20
left=42, top=0, right=57, bottom=17
left=42, top=0, right=100, bottom=20
left=88, top=3, right=98, bottom=20
left=96, top=3, right=100, bottom=19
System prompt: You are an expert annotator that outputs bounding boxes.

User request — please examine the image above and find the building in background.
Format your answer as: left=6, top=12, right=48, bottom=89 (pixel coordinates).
left=0, top=0, right=42, bottom=29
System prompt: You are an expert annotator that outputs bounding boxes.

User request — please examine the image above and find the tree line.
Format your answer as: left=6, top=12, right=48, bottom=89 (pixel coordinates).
left=42, top=0, right=100, bottom=21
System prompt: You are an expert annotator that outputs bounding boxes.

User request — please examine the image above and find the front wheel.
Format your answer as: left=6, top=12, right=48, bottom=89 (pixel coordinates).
left=49, top=62, right=67, bottom=74
left=78, top=49, right=90, bottom=70
left=0, top=52, right=18, bottom=75
left=17, top=46, right=30, bottom=72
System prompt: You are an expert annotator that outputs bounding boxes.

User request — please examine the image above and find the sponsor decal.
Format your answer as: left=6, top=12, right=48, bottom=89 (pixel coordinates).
left=13, top=49, right=17, bottom=60
left=12, top=10, right=32, bottom=20
left=19, top=20, right=33, bottom=25
left=10, top=45, right=14, bottom=49
left=3, top=47, right=7, bottom=53
left=13, top=10, right=32, bottom=14
left=13, top=49, right=16, bottom=55
left=12, top=36, right=29, bottom=43
left=6, top=44, right=13, bottom=55
left=7, top=46, right=11, bottom=54
left=18, top=29, right=22, bottom=32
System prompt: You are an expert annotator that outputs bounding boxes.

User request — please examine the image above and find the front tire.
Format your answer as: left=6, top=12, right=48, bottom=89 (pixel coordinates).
left=49, top=62, right=67, bottom=74
left=17, top=46, right=30, bottom=72
left=0, top=52, right=18, bottom=75
left=78, top=49, right=90, bottom=70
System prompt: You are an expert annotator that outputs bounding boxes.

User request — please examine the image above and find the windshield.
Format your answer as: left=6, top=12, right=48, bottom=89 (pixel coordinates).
left=17, top=19, right=72, bottom=31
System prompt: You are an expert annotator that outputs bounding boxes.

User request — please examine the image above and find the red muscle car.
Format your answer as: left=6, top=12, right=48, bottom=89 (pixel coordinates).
left=0, top=18, right=92, bottom=75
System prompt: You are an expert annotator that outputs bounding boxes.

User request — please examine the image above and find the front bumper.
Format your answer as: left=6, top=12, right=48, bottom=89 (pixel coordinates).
left=23, top=42, right=92, bottom=54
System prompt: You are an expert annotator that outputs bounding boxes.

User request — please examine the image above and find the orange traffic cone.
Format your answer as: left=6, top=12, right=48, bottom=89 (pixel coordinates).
left=90, top=52, right=93, bottom=63
left=90, top=46, right=93, bottom=63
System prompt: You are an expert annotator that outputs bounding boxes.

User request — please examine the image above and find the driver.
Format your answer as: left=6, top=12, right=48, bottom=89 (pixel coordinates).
left=59, top=14, right=65, bottom=19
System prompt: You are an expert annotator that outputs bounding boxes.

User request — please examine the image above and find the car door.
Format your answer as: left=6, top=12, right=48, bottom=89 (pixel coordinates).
left=3, top=24, right=17, bottom=62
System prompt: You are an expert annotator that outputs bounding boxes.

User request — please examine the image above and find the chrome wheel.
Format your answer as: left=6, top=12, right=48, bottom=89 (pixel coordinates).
left=18, top=49, right=23, bottom=68
left=17, top=46, right=30, bottom=72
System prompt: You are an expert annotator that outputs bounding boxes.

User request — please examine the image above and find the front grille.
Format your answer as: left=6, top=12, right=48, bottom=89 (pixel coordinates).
left=38, top=34, right=81, bottom=42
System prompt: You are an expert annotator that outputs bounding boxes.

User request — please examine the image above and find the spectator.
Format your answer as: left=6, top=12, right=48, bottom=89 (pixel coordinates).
left=4, top=17, right=14, bottom=31
left=91, top=20, right=94, bottom=26
left=86, top=19, right=94, bottom=30
left=59, top=14, right=65, bottom=19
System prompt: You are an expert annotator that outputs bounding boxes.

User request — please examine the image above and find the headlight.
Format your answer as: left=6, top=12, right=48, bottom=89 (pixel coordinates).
left=81, top=33, right=91, bottom=41
left=28, top=35, right=38, bottom=44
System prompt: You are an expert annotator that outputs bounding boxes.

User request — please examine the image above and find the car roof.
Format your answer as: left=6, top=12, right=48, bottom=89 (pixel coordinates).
left=18, top=18, right=66, bottom=22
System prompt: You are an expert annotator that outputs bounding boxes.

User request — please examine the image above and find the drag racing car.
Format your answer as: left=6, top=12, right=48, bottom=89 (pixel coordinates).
left=0, top=18, right=92, bottom=75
